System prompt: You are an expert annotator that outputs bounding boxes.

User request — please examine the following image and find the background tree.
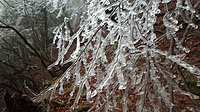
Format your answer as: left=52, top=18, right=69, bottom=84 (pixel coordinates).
left=0, top=0, right=83, bottom=106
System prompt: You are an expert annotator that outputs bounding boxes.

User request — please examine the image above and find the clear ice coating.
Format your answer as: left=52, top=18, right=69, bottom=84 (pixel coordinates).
left=39, top=0, right=200, bottom=111
left=59, top=80, right=64, bottom=95
left=162, top=0, right=171, bottom=4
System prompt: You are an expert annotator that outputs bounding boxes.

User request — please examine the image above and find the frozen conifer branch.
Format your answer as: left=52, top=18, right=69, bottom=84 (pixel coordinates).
left=33, top=0, right=200, bottom=111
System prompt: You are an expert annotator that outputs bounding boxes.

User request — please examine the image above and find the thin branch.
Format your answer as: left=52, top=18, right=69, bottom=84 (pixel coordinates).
left=2, top=0, right=15, bottom=8
left=0, top=20, right=54, bottom=76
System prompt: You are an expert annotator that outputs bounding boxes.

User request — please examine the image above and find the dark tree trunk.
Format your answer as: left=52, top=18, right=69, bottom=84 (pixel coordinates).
left=3, top=91, right=41, bottom=112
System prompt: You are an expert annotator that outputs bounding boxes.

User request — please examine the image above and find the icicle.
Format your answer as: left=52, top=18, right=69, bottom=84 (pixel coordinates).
left=71, top=36, right=80, bottom=59
left=189, top=23, right=198, bottom=29
left=69, top=85, right=76, bottom=98
left=196, top=76, right=200, bottom=87
left=59, top=79, right=64, bottom=95
left=116, top=65, right=127, bottom=90
left=74, top=62, right=81, bottom=85
left=85, top=80, right=92, bottom=101
left=56, top=8, right=63, bottom=18
left=50, top=83, right=59, bottom=100
left=75, top=72, right=81, bottom=85
left=154, top=49, right=200, bottom=76
left=119, top=52, right=126, bottom=67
